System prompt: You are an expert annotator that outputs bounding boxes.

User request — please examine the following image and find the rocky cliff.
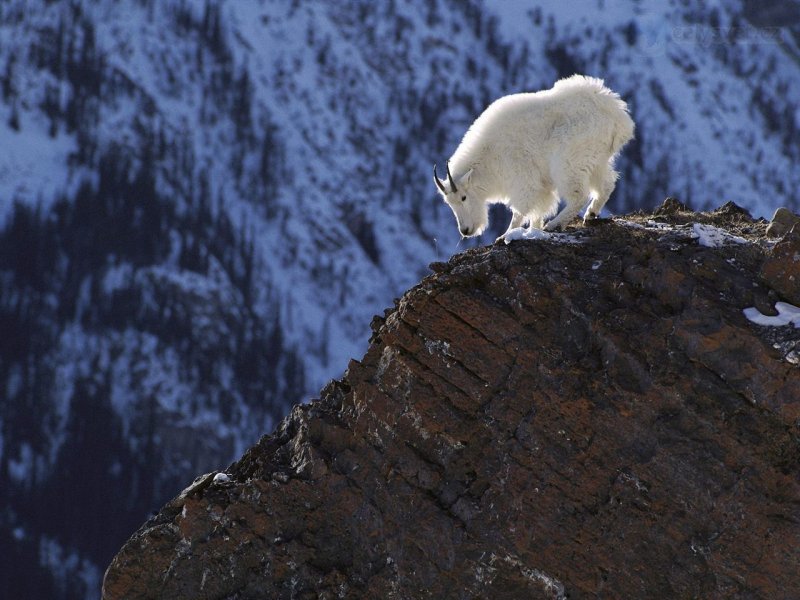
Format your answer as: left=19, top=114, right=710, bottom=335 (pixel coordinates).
left=103, top=203, right=800, bottom=599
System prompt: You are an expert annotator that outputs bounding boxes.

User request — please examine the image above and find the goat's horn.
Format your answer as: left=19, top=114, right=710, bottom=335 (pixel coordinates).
left=446, top=161, right=458, bottom=193
left=433, top=164, right=447, bottom=193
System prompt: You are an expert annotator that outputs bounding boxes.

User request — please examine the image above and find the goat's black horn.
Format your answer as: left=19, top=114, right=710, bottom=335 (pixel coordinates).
left=446, top=161, right=458, bottom=193
left=433, top=164, right=447, bottom=193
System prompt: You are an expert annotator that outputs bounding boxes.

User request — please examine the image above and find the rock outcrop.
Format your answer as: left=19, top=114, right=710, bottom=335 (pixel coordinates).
left=103, top=203, right=800, bottom=599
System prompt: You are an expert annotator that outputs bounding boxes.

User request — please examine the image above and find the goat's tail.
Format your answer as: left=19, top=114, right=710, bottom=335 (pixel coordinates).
left=608, top=103, right=635, bottom=157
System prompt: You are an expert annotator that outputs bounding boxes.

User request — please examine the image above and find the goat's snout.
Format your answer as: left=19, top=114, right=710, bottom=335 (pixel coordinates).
left=460, top=225, right=472, bottom=236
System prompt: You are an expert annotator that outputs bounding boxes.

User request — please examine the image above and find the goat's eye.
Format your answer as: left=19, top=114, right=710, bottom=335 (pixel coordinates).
left=461, top=195, right=467, bottom=202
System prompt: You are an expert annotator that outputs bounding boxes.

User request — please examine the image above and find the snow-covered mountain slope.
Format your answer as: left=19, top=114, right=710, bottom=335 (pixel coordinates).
left=0, top=0, right=798, bottom=598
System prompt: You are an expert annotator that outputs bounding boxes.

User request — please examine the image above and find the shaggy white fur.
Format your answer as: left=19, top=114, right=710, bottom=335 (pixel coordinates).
left=434, top=75, right=635, bottom=239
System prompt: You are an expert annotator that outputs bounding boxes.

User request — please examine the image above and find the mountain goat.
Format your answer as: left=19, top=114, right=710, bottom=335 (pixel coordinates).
left=434, top=75, right=635, bottom=239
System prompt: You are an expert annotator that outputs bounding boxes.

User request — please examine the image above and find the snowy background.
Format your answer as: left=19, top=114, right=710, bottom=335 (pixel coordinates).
left=1, top=0, right=799, bottom=597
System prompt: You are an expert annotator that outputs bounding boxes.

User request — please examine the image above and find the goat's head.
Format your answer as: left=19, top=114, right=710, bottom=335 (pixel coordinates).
left=433, top=163, right=486, bottom=238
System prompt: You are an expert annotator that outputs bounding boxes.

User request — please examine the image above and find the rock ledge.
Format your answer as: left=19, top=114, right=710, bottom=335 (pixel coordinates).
left=104, top=204, right=800, bottom=599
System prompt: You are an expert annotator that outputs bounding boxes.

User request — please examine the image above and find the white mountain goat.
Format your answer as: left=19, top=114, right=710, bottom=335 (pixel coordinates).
left=434, top=75, right=635, bottom=239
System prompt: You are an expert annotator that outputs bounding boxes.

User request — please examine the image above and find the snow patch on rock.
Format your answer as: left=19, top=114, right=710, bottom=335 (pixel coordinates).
left=692, top=223, right=749, bottom=247
left=743, top=302, right=800, bottom=328
left=502, top=227, right=580, bottom=244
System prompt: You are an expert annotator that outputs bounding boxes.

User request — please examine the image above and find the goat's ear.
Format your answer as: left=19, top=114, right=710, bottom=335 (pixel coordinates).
left=460, top=168, right=474, bottom=185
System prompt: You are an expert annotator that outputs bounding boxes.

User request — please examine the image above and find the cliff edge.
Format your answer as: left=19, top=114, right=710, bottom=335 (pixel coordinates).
left=103, top=202, right=800, bottom=599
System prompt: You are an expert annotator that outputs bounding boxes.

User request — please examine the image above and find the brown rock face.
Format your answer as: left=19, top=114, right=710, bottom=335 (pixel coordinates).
left=103, top=207, right=800, bottom=600
left=760, top=224, right=800, bottom=305
left=766, top=207, right=800, bottom=239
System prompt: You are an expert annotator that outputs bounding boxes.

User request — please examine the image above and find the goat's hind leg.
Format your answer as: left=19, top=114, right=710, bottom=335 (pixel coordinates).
left=545, top=201, right=585, bottom=231
left=584, top=163, right=618, bottom=223
left=545, top=174, right=590, bottom=232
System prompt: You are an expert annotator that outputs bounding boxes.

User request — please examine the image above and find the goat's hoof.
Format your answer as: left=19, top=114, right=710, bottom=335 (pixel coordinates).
left=584, top=216, right=610, bottom=227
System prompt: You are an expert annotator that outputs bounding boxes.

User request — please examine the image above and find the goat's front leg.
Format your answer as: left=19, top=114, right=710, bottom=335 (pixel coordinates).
left=496, top=210, right=526, bottom=243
